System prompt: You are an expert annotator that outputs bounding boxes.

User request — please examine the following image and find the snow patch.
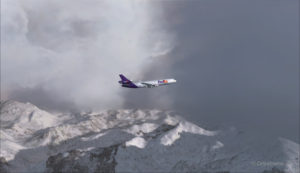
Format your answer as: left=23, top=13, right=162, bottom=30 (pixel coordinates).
left=211, top=141, right=224, bottom=150
left=81, top=132, right=107, bottom=141
left=126, top=137, right=147, bottom=149
left=124, top=123, right=159, bottom=136
left=160, top=121, right=217, bottom=146
left=279, top=137, right=300, bottom=173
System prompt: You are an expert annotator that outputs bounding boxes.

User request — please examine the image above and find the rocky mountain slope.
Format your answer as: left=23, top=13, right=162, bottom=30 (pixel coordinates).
left=0, top=100, right=299, bottom=173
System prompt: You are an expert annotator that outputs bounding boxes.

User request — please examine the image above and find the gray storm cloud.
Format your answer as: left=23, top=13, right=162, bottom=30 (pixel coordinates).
left=1, top=0, right=173, bottom=111
left=123, top=0, right=299, bottom=142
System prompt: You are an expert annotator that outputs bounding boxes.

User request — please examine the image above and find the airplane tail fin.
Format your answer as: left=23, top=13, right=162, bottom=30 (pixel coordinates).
left=119, top=74, right=138, bottom=88
left=119, top=74, right=130, bottom=82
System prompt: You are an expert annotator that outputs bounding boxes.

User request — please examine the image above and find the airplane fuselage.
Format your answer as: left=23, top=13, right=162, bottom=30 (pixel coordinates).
left=119, top=74, right=176, bottom=88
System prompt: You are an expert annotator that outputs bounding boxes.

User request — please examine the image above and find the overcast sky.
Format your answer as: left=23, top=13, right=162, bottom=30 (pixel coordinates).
left=123, top=0, right=299, bottom=142
left=2, top=0, right=299, bottom=142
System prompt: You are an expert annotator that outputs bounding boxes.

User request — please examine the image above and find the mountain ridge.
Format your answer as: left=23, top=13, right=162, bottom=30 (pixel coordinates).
left=0, top=100, right=299, bottom=173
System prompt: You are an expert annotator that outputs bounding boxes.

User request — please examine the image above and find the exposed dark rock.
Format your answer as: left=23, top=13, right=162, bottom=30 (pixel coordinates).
left=0, top=157, right=9, bottom=173
left=171, top=160, right=196, bottom=172
left=46, top=150, right=88, bottom=173
left=262, top=167, right=286, bottom=173
left=90, top=144, right=119, bottom=173
left=46, top=144, right=120, bottom=173
left=144, top=123, right=177, bottom=140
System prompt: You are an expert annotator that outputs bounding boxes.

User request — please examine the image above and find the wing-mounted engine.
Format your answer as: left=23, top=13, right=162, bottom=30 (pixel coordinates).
left=142, top=83, right=157, bottom=88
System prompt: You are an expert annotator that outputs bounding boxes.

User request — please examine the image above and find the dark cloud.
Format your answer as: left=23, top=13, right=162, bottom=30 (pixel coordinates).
left=124, top=0, right=299, bottom=142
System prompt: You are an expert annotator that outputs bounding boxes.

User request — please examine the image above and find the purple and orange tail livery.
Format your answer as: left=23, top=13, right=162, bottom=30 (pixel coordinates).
left=119, top=74, right=130, bottom=83
left=119, top=74, right=138, bottom=88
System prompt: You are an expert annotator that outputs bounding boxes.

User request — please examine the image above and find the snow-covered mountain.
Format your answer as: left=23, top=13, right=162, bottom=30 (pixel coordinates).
left=0, top=100, right=299, bottom=173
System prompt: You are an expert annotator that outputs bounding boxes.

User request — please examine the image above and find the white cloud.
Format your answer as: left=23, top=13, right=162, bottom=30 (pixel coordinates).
left=1, top=0, right=173, bottom=110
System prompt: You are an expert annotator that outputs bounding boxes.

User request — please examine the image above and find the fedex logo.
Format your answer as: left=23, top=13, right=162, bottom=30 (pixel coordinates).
left=158, top=80, right=168, bottom=84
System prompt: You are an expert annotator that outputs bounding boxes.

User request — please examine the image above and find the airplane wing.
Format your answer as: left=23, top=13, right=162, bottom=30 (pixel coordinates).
left=141, top=82, right=157, bottom=88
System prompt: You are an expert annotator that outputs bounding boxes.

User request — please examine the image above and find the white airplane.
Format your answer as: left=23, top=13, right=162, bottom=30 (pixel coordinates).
left=118, top=74, right=176, bottom=88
